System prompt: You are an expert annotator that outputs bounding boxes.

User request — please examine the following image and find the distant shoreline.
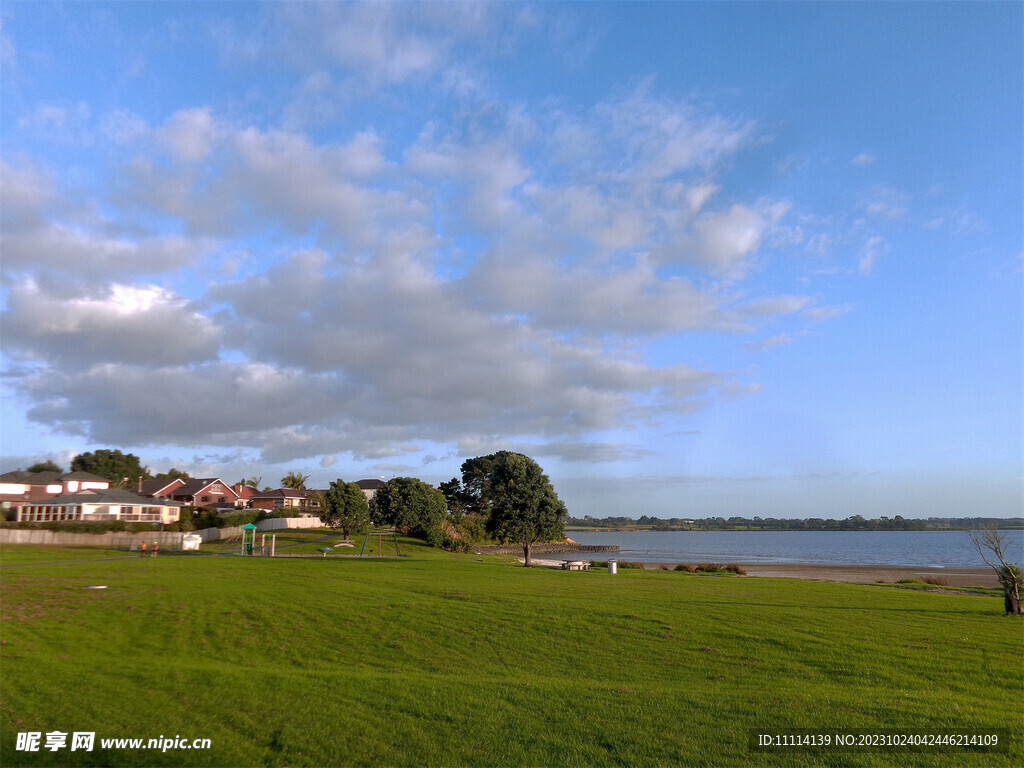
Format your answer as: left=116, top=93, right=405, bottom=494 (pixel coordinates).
left=566, top=526, right=1024, bottom=532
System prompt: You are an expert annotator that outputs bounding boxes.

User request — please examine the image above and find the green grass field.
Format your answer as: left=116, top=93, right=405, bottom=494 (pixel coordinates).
left=1, top=539, right=1020, bottom=767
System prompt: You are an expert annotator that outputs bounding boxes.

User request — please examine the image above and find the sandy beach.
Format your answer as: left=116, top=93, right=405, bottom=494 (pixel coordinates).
left=521, top=557, right=998, bottom=587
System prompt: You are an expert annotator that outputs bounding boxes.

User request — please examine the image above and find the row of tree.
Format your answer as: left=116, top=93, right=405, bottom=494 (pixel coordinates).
left=24, top=451, right=323, bottom=495
left=24, top=449, right=570, bottom=566
left=320, top=452, right=568, bottom=566
left=569, top=514, right=1024, bottom=531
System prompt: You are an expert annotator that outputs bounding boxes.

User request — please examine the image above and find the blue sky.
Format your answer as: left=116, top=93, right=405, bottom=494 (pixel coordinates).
left=1, top=2, right=1021, bottom=519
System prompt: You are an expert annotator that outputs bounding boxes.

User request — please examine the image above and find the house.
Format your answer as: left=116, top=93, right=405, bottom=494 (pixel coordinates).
left=139, top=477, right=186, bottom=498
left=0, top=470, right=110, bottom=510
left=249, top=488, right=321, bottom=515
left=141, top=477, right=240, bottom=509
left=16, top=488, right=181, bottom=525
left=355, top=479, right=385, bottom=502
left=230, top=484, right=259, bottom=508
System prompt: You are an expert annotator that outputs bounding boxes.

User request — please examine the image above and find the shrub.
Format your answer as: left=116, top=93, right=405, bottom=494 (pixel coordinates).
left=618, top=561, right=644, bottom=569
left=220, top=510, right=262, bottom=528
left=724, top=564, right=747, bottom=575
left=921, top=575, right=949, bottom=586
left=675, top=563, right=698, bottom=572
left=696, top=563, right=722, bottom=572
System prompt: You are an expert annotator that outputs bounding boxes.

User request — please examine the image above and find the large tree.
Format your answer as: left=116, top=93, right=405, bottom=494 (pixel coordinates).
left=369, top=477, right=447, bottom=539
left=70, top=449, right=150, bottom=487
left=483, top=452, right=567, bottom=567
left=457, top=454, right=500, bottom=515
left=321, top=480, right=371, bottom=539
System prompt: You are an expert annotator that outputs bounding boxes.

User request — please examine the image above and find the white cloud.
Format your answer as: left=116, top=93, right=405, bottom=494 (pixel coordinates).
left=689, top=205, right=767, bottom=277
left=16, top=101, right=91, bottom=144
left=161, top=107, right=220, bottom=162
left=850, top=152, right=876, bottom=167
left=2, top=281, right=221, bottom=367
left=804, top=304, right=855, bottom=322
left=744, top=334, right=795, bottom=352
left=737, top=295, right=814, bottom=317
left=859, top=236, right=888, bottom=275
left=2, top=224, right=215, bottom=279
left=861, top=185, right=909, bottom=219
left=3, top=73, right=828, bottom=465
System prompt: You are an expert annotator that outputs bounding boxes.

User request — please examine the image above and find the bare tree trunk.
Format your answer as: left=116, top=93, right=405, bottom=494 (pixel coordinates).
left=998, top=567, right=1023, bottom=616
left=523, top=541, right=532, bottom=567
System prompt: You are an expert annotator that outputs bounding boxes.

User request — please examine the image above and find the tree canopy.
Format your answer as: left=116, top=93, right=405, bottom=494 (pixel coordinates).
left=321, top=480, right=371, bottom=539
left=27, top=460, right=63, bottom=474
left=369, top=477, right=447, bottom=539
left=281, top=471, right=310, bottom=490
left=481, top=452, right=567, bottom=566
left=152, top=468, right=191, bottom=483
left=70, top=449, right=150, bottom=486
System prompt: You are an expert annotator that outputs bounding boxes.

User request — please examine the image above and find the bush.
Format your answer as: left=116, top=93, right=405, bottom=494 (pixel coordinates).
left=675, top=563, right=698, bottom=572
left=724, top=564, right=747, bottom=575
left=921, top=575, right=949, bottom=586
left=696, top=562, right=722, bottom=572
left=220, top=510, right=263, bottom=528
left=618, top=561, right=644, bottom=569
left=2, top=520, right=135, bottom=534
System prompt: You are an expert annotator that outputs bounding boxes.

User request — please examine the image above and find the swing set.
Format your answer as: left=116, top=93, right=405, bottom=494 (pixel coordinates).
left=359, top=527, right=403, bottom=557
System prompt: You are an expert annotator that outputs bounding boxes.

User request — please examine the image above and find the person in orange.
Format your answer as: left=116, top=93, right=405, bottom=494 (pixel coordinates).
left=140, top=541, right=147, bottom=557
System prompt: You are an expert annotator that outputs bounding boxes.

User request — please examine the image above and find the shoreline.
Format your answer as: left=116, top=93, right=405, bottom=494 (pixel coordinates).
left=523, top=557, right=998, bottom=587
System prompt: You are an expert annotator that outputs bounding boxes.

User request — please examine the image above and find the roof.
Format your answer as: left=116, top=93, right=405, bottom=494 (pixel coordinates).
left=60, top=471, right=110, bottom=483
left=19, top=471, right=63, bottom=485
left=168, top=478, right=240, bottom=499
left=20, top=489, right=182, bottom=508
left=0, top=470, right=109, bottom=486
left=140, top=477, right=186, bottom=497
left=249, top=488, right=315, bottom=499
left=0, top=471, right=33, bottom=483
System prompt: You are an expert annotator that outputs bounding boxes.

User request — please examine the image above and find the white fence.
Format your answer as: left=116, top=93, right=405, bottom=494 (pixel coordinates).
left=0, top=529, right=184, bottom=548
left=257, top=516, right=325, bottom=531
left=1, top=516, right=330, bottom=549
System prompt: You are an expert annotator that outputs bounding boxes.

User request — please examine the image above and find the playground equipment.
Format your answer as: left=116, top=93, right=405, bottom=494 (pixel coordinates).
left=237, top=524, right=276, bottom=556
left=359, top=528, right=402, bottom=557
left=241, top=523, right=258, bottom=555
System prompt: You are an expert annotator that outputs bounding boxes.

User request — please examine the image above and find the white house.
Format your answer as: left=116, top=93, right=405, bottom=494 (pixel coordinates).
left=16, top=488, right=182, bottom=525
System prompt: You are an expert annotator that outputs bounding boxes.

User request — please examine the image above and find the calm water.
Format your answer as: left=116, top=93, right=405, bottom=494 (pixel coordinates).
left=562, top=529, right=1024, bottom=568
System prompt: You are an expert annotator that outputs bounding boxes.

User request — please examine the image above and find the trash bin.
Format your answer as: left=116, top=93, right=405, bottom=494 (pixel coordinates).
left=608, top=560, right=618, bottom=575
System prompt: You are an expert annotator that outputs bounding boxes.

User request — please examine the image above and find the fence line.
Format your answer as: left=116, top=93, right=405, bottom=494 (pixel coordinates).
left=1, top=516, right=330, bottom=549
left=0, top=529, right=184, bottom=548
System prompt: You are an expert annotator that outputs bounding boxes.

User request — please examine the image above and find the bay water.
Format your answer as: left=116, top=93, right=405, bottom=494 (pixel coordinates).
left=562, top=529, right=1024, bottom=568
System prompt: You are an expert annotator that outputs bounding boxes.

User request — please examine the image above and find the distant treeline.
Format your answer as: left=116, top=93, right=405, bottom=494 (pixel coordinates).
left=567, top=515, right=1024, bottom=531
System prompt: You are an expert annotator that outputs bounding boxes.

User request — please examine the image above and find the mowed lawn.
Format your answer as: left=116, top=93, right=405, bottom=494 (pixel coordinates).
left=1, top=541, right=1020, bottom=767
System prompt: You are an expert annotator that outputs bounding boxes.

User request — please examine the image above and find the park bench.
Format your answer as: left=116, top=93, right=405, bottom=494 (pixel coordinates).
left=561, top=560, right=589, bottom=571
